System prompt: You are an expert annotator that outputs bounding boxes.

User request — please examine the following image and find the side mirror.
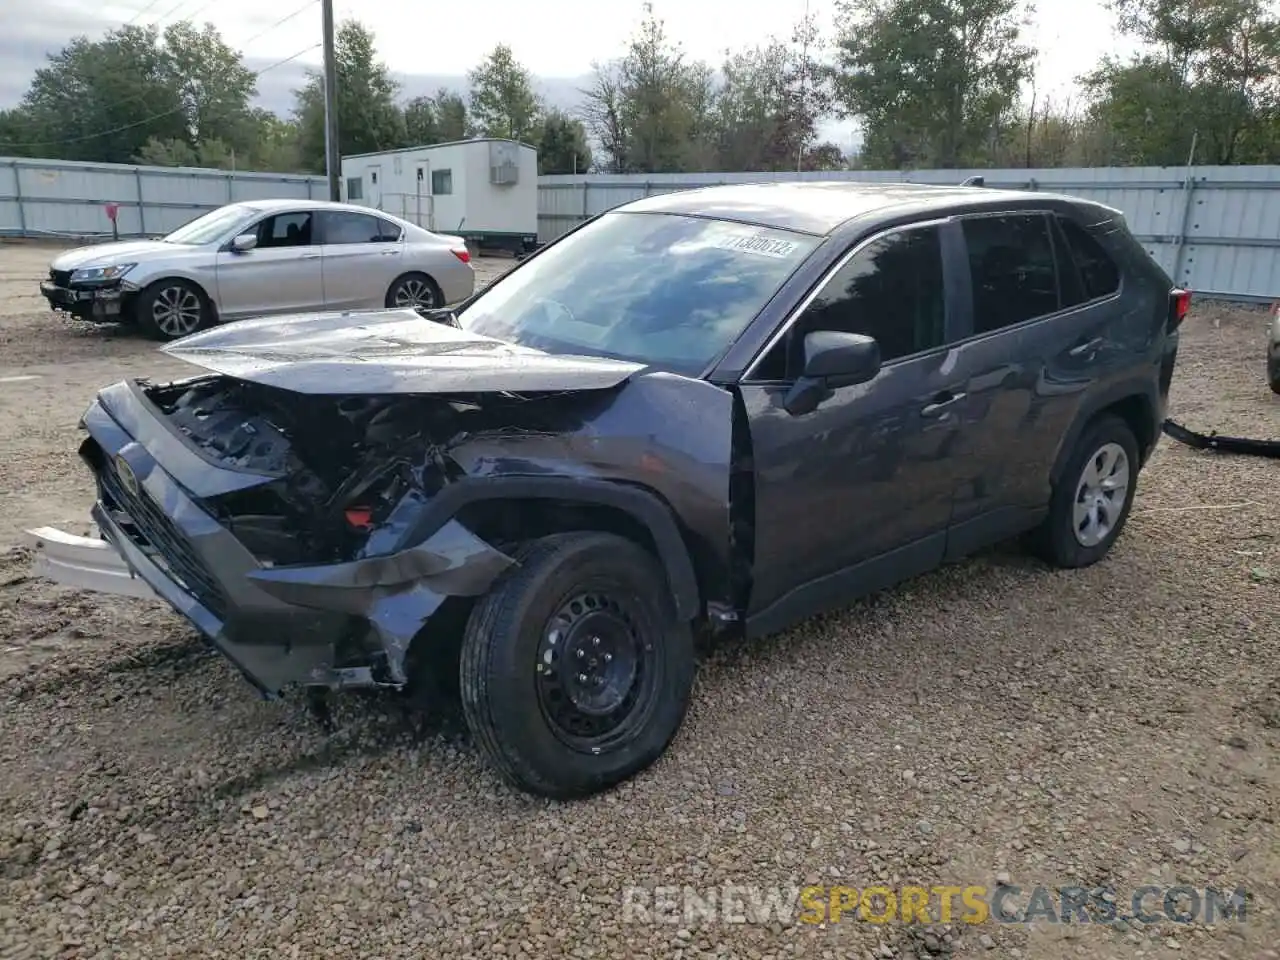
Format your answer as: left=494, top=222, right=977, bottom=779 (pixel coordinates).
left=231, top=233, right=258, bottom=253
left=783, top=330, right=882, bottom=416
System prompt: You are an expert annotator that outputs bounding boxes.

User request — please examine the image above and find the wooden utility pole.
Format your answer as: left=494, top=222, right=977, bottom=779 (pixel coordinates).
left=322, top=0, right=341, bottom=200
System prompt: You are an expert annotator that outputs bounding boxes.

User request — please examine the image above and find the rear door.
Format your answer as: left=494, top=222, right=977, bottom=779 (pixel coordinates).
left=318, top=211, right=404, bottom=310
left=943, top=211, right=1122, bottom=556
left=214, top=210, right=324, bottom=319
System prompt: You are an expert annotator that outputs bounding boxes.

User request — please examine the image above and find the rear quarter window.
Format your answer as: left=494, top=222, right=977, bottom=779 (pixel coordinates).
left=1056, top=216, right=1121, bottom=301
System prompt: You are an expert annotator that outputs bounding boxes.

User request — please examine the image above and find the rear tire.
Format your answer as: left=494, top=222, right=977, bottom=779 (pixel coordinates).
left=1030, top=415, right=1140, bottom=568
left=386, top=272, right=441, bottom=312
left=459, top=532, right=695, bottom=799
left=1268, top=356, right=1280, bottom=395
left=136, top=279, right=210, bottom=341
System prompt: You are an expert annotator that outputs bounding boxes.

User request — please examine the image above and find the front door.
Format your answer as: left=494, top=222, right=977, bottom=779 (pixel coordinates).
left=739, top=222, right=967, bottom=636
left=214, top=210, right=324, bottom=319
left=318, top=210, right=403, bottom=310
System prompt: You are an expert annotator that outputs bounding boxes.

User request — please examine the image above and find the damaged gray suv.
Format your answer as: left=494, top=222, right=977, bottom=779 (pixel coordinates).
left=48, top=182, right=1184, bottom=798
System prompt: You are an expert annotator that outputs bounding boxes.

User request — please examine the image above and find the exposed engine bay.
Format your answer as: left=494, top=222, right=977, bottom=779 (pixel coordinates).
left=143, top=376, right=587, bottom=566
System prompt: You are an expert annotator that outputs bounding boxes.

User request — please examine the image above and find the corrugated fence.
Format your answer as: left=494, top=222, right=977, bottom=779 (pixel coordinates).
left=540, top=166, right=1280, bottom=302
left=4, top=157, right=1280, bottom=302
left=0, top=156, right=323, bottom=240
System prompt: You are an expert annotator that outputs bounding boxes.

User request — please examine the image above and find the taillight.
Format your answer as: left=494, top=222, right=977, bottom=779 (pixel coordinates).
left=451, top=248, right=471, bottom=264
left=1169, top=288, right=1191, bottom=331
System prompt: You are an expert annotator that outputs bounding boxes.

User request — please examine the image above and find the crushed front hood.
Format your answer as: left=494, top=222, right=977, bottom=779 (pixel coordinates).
left=160, top=308, right=645, bottom=394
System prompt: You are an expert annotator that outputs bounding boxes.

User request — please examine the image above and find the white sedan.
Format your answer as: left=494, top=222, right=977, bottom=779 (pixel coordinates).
left=39, top=199, right=477, bottom=340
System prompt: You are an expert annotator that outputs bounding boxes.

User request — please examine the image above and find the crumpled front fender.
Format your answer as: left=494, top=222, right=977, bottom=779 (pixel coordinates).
left=247, top=519, right=515, bottom=686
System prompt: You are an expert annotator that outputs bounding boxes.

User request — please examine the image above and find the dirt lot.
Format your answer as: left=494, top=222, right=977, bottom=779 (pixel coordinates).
left=1, top=240, right=1278, bottom=959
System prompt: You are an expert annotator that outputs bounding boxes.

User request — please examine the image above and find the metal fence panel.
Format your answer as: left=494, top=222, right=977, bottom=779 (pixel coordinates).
left=0, top=156, right=323, bottom=240
left=537, top=166, right=1280, bottom=301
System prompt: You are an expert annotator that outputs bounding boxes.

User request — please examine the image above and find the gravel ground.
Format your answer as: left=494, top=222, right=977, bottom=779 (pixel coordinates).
left=1, top=240, right=1278, bottom=959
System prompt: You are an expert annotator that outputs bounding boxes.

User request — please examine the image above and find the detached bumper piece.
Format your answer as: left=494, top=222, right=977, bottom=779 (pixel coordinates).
left=39, top=271, right=132, bottom=322
left=1163, top=419, right=1280, bottom=459
left=23, top=526, right=159, bottom=600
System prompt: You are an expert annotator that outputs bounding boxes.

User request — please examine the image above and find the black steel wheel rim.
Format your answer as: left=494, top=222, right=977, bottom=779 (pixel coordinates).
left=535, top=589, right=657, bottom=751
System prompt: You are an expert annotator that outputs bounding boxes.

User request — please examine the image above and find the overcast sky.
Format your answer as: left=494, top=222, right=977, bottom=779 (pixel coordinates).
left=0, top=0, right=1135, bottom=151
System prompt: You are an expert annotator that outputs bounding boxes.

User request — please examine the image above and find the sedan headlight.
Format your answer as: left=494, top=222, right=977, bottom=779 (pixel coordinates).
left=70, top=263, right=136, bottom=284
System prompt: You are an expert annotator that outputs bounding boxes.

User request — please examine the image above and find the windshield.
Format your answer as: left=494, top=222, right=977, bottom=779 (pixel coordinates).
left=164, top=205, right=258, bottom=245
left=457, top=211, right=821, bottom=375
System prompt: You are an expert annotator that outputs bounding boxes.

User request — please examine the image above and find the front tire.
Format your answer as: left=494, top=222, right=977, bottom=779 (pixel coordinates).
left=136, top=279, right=210, bottom=341
left=1030, top=415, right=1140, bottom=568
left=459, top=532, right=695, bottom=799
left=1268, top=355, right=1280, bottom=395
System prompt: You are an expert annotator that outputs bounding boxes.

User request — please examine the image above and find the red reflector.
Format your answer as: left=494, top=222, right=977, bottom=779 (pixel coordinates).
left=345, top=506, right=373, bottom=529
left=452, top=248, right=471, bottom=264
left=1173, top=288, right=1192, bottom=319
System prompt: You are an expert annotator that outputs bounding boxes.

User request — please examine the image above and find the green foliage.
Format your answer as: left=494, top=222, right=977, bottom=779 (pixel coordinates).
left=1084, top=0, right=1280, bottom=165
left=831, top=0, right=1035, bottom=169
left=293, top=20, right=406, bottom=172
left=468, top=45, right=542, bottom=142
left=4, top=2, right=1279, bottom=175
left=537, top=109, right=592, bottom=174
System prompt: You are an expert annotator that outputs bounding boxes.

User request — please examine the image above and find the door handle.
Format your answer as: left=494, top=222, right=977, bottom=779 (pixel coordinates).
left=1069, top=336, right=1104, bottom=357
left=379, top=250, right=398, bottom=256
left=921, top=391, right=967, bottom=417
left=300, top=253, right=321, bottom=260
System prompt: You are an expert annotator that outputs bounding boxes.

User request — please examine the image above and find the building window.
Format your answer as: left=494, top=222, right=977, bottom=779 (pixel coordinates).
left=345, top=177, right=363, bottom=201
left=432, top=169, right=453, bottom=195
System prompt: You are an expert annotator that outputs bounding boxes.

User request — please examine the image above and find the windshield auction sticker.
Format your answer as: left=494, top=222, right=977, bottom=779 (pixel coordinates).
left=715, top=233, right=800, bottom=259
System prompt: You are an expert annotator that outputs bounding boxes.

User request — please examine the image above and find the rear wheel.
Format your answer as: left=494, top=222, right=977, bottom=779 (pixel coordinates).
left=136, top=279, right=210, bottom=340
left=1268, top=355, right=1280, bottom=395
left=459, top=532, right=695, bottom=798
left=386, top=272, right=441, bottom=313
left=1030, top=415, right=1139, bottom=568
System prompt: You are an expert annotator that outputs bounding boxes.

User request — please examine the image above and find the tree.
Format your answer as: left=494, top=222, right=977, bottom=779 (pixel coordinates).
left=162, top=22, right=259, bottom=151
left=830, top=0, right=1035, bottom=168
left=2, top=25, right=185, bottom=162
left=403, top=96, right=441, bottom=146
left=537, top=109, right=592, bottom=174
left=434, top=90, right=470, bottom=141
left=712, top=14, right=833, bottom=171
left=1085, top=0, right=1280, bottom=164
left=468, top=44, right=542, bottom=142
left=293, top=19, right=405, bottom=172
left=582, top=3, right=718, bottom=173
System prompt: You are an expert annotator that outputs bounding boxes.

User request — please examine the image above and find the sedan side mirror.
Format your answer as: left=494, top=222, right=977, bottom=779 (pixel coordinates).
left=231, top=233, right=258, bottom=253
left=783, top=330, right=882, bottom=416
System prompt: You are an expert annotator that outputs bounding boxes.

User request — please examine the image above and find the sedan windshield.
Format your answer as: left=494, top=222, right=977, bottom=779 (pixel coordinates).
left=164, top=205, right=258, bottom=245
left=457, top=211, right=821, bottom=375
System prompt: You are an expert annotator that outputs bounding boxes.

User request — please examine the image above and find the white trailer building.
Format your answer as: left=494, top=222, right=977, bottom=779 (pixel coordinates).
left=339, top=138, right=539, bottom=254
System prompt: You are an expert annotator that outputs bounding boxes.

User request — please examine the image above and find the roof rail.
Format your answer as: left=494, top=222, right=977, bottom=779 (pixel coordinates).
left=960, top=175, right=985, bottom=187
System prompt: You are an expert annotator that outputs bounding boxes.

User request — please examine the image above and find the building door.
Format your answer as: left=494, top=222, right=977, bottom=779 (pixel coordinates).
left=366, top=164, right=382, bottom=210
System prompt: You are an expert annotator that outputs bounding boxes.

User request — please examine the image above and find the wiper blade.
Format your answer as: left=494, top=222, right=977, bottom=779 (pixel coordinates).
left=415, top=306, right=459, bottom=327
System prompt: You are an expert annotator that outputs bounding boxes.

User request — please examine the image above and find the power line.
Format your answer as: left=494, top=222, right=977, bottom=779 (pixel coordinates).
left=242, top=1, right=319, bottom=48
left=0, top=44, right=320, bottom=149
left=125, top=0, right=166, bottom=25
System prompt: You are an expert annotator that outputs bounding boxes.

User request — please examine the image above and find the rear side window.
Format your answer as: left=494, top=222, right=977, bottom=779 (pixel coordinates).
left=1056, top=217, right=1121, bottom=302
left=962, top=214, right=1059, bottom=333
left=322, top=211, right=387, bottom=244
